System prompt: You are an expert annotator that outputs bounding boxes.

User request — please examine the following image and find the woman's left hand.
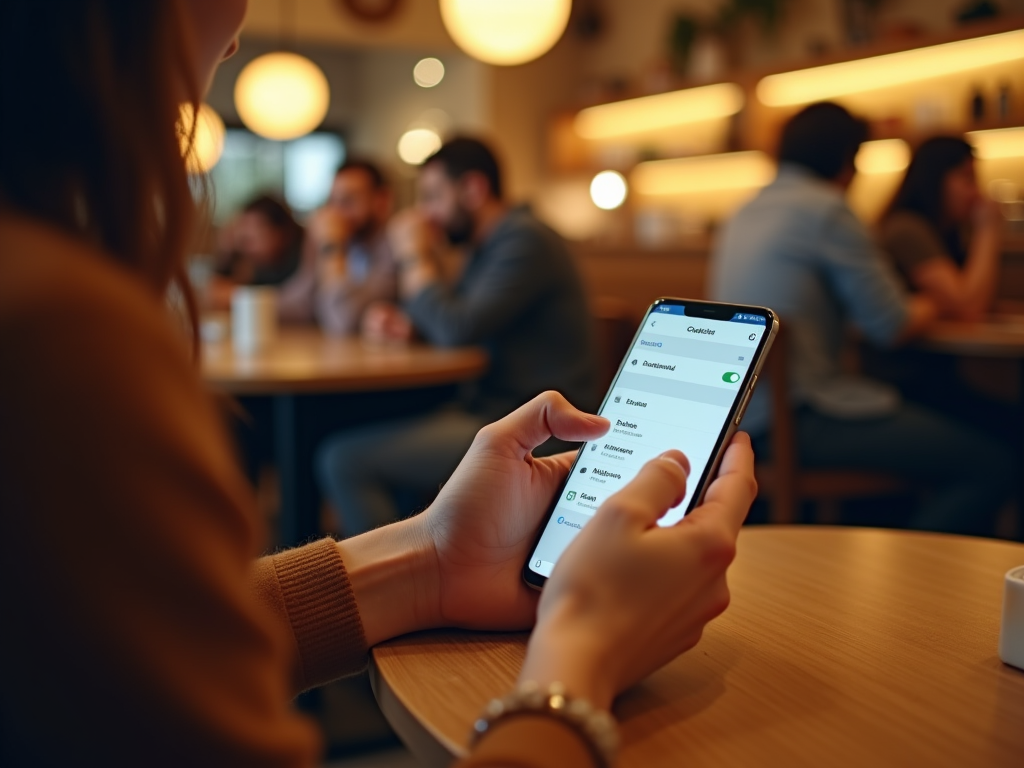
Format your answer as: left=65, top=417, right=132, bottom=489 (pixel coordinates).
left=337, top=392, right=608, bottom=645
left=422, top=392, right=609, bottom=630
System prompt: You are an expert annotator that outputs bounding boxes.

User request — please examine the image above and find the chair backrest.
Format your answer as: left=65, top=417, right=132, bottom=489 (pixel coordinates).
left=764, top=322, right=798, bottom=523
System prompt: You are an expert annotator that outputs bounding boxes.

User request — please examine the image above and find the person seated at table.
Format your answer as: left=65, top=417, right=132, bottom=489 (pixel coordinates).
left=2, top=6, right=757, bottom=767
left=277, top=159, right=398, bottom=335
left=864, top=136, right=1016, bottom=447
left=316, top=137, right=600, bottom=536
left=208, top=194, right=304, bottom=309
left=710, top=102, right=1013, bottom=537
left=880, top=136, right=1002, bottom=322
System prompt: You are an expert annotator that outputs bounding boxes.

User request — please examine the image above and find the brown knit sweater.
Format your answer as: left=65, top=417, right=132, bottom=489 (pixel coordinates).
left=0, top=215, right=595, bottom=767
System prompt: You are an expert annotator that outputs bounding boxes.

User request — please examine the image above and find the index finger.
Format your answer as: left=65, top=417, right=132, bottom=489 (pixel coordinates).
left=682, top=432, right=757, bottom=538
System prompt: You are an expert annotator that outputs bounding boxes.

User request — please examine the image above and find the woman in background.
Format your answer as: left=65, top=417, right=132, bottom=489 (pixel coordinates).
left=0, top=1, right=756, bottom=766
left=866, top=136, right=1015, bottom=507
left=880, top=136, right=1002, bottom=321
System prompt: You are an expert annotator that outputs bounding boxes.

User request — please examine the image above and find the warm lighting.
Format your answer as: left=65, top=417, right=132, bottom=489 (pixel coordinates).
left=757, top=29, right=1024, bottom=106
left=234, top=52, right=330, bottom=141
left=413, top=58, right=445, bottom=88
left=855, top=139, right=910, bottom=175
left=179, top=103, right=225, bottom=174
left=632, top=151, right=774, bottom=196
left=590, top=171, right=628, bottom=210
left=397, top=128, right=442, bottom=165
left=968, top=127, right=1024, bottom=160
left=575, top=83, right=745, bottom=141
left=440, top=0, right=572, bottom=66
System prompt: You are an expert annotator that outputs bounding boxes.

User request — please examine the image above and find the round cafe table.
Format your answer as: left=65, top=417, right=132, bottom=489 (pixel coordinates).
left=370, top=526, right=1024, bottom=768
left=202, top=326, right=487, bottom=545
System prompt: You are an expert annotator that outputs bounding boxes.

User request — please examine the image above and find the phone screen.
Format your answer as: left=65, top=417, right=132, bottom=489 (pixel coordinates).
left=526, top=301, right=770, bottom=581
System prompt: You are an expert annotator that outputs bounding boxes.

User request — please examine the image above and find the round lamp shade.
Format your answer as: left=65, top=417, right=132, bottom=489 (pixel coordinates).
left=179, top=103, right=225, bottom=174
left=440, top=0, right=572, bottom=66
left=234, top=52, right=330, bottom=141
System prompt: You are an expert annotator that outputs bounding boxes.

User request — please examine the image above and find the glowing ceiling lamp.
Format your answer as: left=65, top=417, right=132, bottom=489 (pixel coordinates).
left=235, top=52, right=330, bottom=141
left=590, top=171, right=628, bottom=210
left=440, top=0, right=572, bottom=66
left=575, top=83, right=745, bottom=141
left=179, top=103, right=225, bottom=174
left=632, top=151, right=774, bottom=196
left=757, top=29, right=1024, bottom=107
left=968, top=127, right=1024, bottom=159
left=855, top=139, right=910, bottom=175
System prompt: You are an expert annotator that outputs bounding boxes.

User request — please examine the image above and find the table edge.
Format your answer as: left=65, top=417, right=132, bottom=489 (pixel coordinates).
left=369, top=653, right=462, bottom=767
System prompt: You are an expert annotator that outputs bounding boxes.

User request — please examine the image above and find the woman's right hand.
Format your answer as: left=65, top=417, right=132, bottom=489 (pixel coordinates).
left=519, top=434, right=756, bottom=711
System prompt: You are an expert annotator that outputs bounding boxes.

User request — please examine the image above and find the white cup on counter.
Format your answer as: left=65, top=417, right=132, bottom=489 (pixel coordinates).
left=231, top=286, right=278, bottom=351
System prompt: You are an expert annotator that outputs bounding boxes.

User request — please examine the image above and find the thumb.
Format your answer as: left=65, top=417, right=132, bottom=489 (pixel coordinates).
left=597, top=451, right=690, bottom=530
left=477, top=391, right=608, bottom=459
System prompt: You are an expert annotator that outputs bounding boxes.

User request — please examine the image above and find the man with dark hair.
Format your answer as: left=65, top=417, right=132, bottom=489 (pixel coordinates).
left=278, top=158, right=397, bottom=335
left=710, top=102, right=1012, bottom=536
left=317, top=136, right=599, bottom=536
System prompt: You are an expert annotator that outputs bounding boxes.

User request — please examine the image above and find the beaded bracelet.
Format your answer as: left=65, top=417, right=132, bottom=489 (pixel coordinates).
left=469, top=681, right=619, bottom=768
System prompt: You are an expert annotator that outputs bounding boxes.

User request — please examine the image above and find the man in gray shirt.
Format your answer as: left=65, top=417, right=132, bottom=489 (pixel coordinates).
left=711, top=103, right=1011, bottom=536
left=317, top=138, right=599, bottom=535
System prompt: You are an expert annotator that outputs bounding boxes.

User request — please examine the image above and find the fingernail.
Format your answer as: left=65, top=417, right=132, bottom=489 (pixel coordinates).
left=659, top=451, right=688, bottom=470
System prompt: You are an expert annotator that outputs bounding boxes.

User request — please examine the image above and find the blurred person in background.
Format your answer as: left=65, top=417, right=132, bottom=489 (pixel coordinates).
left=208, top=194, right=303, bottom=308
left=1, top=3, right=759, bottom=765
left=317, top=137, right=600, bottom=536
left=711, top=102, right=1012, bottom=537
left=865, top=136, right=1017, bottom=449
left=880, top=136, right=1002, bottom=322
left=277, top=158, right=397, bottom=335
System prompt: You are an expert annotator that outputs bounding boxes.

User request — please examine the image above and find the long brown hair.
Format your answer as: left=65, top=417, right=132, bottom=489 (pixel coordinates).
left=0, top=0, right=203, bottom=347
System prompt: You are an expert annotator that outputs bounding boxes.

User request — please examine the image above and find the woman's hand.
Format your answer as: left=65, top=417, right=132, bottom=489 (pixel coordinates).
left=338, top=392, right=608, bottom=647
left=423, top=392, right=609, bottom=630
left=518, top=433, right=757, bottom=711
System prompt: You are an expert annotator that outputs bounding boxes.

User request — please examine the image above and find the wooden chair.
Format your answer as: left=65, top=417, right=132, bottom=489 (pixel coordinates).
left=755, top=324, right=909, bottom=524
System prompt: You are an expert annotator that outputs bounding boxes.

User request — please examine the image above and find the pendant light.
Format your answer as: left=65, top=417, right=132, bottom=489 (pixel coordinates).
left=440, top=0, right=572, bottom=66
left=234, top=0, right=330, bottom=141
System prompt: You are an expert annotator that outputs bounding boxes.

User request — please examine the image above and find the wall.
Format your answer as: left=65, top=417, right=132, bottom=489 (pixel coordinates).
left=578, top=0, right=1024, bottom=81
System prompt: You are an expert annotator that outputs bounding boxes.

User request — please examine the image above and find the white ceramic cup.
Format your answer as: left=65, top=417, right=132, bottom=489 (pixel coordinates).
left=231, top=286, right=278, bottom=351
left=1000, top=565, right=1024, bottom=671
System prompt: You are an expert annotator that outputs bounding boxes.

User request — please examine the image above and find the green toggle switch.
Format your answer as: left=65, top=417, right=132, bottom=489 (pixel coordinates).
left=723, top=371, right=740, bottom=383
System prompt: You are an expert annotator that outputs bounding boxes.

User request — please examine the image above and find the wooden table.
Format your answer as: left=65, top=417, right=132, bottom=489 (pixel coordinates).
left=202, top=327, right=487, bottom=545
left=371, top=527, right=1024, bottom=768
left=919, top=316, right=1024, bottom=359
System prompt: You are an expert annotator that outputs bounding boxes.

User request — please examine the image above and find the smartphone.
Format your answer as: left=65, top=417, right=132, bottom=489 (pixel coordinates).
left=523, top=297, right=778, bottom=590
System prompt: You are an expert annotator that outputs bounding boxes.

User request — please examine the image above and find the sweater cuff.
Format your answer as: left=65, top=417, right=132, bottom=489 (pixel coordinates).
left=271, top=538, right=368, bottom=690
left=457, top=715, right=598, bottom=768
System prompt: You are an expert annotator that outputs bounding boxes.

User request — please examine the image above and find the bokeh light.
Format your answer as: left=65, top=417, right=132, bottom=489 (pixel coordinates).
left=397, top=128, right=443, bottom=165
left=590, top=170, right=628, bottom=210
left=413, top=58, right=445, bottom=88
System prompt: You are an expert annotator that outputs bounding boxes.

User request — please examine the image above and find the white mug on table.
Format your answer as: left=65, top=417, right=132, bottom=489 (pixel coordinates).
left=231, top=286, right=278, bottom=351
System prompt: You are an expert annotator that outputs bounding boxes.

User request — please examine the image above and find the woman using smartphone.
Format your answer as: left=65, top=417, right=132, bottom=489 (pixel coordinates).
left=0, top=2, right=757, bottom=765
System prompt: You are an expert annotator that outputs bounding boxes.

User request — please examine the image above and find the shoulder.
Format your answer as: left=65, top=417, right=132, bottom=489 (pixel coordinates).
left=880, top=210, right=940, bottom=244
left=0, top=214, right=194, bottom=390
left=0, top=214, right=175, bottom=333
left=878, top=210, right=945, bottom=266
